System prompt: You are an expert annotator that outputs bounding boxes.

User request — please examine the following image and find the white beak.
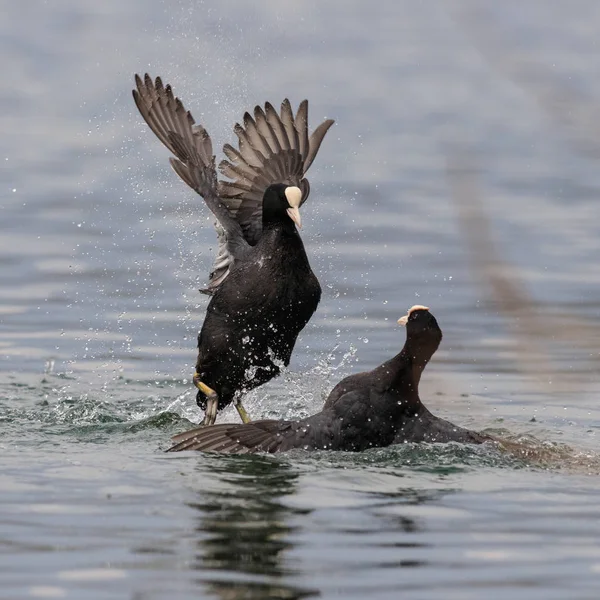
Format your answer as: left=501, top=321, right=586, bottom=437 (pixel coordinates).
left=286, top=206, right=302, bottom=228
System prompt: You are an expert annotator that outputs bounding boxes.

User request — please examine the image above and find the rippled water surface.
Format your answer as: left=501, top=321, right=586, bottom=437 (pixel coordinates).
left=2, top=1, right=600, bottom=598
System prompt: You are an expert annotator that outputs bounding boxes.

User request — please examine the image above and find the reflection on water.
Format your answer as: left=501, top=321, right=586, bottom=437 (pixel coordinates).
left=188, top=455, right=317, bottom=599
left=184, top=453, right=461, bottom=600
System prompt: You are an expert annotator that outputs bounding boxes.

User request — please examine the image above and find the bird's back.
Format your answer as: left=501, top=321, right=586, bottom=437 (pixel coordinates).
left=323, top=354, right=401, bottom=410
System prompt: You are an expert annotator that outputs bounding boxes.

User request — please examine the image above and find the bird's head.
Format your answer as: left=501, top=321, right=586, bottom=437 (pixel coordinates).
left=397, top=305, right=442, bottom=352
left=262, top=183, right=302, bottom=229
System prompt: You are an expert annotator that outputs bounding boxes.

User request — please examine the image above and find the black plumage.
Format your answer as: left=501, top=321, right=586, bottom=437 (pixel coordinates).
left=167, top=306, right=489, bottom=453
left=194, top=183, right=322, bottom=420
left=132, top=74, right=334, bottom=424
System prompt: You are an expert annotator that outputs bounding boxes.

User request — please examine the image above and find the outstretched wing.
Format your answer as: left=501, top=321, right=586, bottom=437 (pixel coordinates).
left=133, top=75, right=334, bottom=292
left=133, top=74, right=249, bottom=292
left=166, top=420, right=293, bottom=453
left=218, top=99, right=335, bottom=245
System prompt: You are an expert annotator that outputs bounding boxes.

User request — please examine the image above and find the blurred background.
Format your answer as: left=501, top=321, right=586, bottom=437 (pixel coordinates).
left=2, top=1, right=600, bottom=599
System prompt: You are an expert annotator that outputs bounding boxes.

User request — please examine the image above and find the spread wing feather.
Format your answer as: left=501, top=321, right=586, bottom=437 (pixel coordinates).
left=167, top=420, right=292, bottom=453
left=218, top=99, right=334, bottom=245
left=133, top=74, right=248, bottom=294
left=133, top=73, right=334, bottom=290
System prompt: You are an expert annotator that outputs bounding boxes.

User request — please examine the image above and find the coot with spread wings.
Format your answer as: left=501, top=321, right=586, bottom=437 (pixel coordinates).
left=133, top=74, right=334, bottom=425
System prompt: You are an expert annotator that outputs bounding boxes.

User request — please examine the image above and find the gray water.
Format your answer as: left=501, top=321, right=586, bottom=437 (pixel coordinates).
left=2, top=1, right=600, bottom=598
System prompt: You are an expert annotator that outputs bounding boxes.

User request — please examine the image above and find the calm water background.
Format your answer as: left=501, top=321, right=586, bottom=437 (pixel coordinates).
left=2, top=1, right=600, bottom=598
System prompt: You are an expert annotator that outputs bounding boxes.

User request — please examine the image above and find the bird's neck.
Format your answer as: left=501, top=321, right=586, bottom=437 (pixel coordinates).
left=372, top=349, right=419, bottom=403
left=262, top=217, right=297, bottom=236
left=410, top=339, right=439, bottom=388
left=258, top=222, right=309, bottom=265
left=374, top=336, right=440, bottom=405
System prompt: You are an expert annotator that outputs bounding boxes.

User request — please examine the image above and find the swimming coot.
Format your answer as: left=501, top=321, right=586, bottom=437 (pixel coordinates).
left=133, top=74, right=334, bottom=425
left=167, top=306, right=488, bottom=452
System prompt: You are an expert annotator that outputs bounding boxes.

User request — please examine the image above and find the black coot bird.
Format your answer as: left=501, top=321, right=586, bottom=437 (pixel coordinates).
left=133, top=74, right=334, bottom=425
left=167, top=306, right=488, bottom=453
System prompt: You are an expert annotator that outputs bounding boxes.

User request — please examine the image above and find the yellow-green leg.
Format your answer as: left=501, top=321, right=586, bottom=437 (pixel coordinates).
left=193, top=372, right=219, bottom=426
left=234, top=398, right=251, bottom=424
